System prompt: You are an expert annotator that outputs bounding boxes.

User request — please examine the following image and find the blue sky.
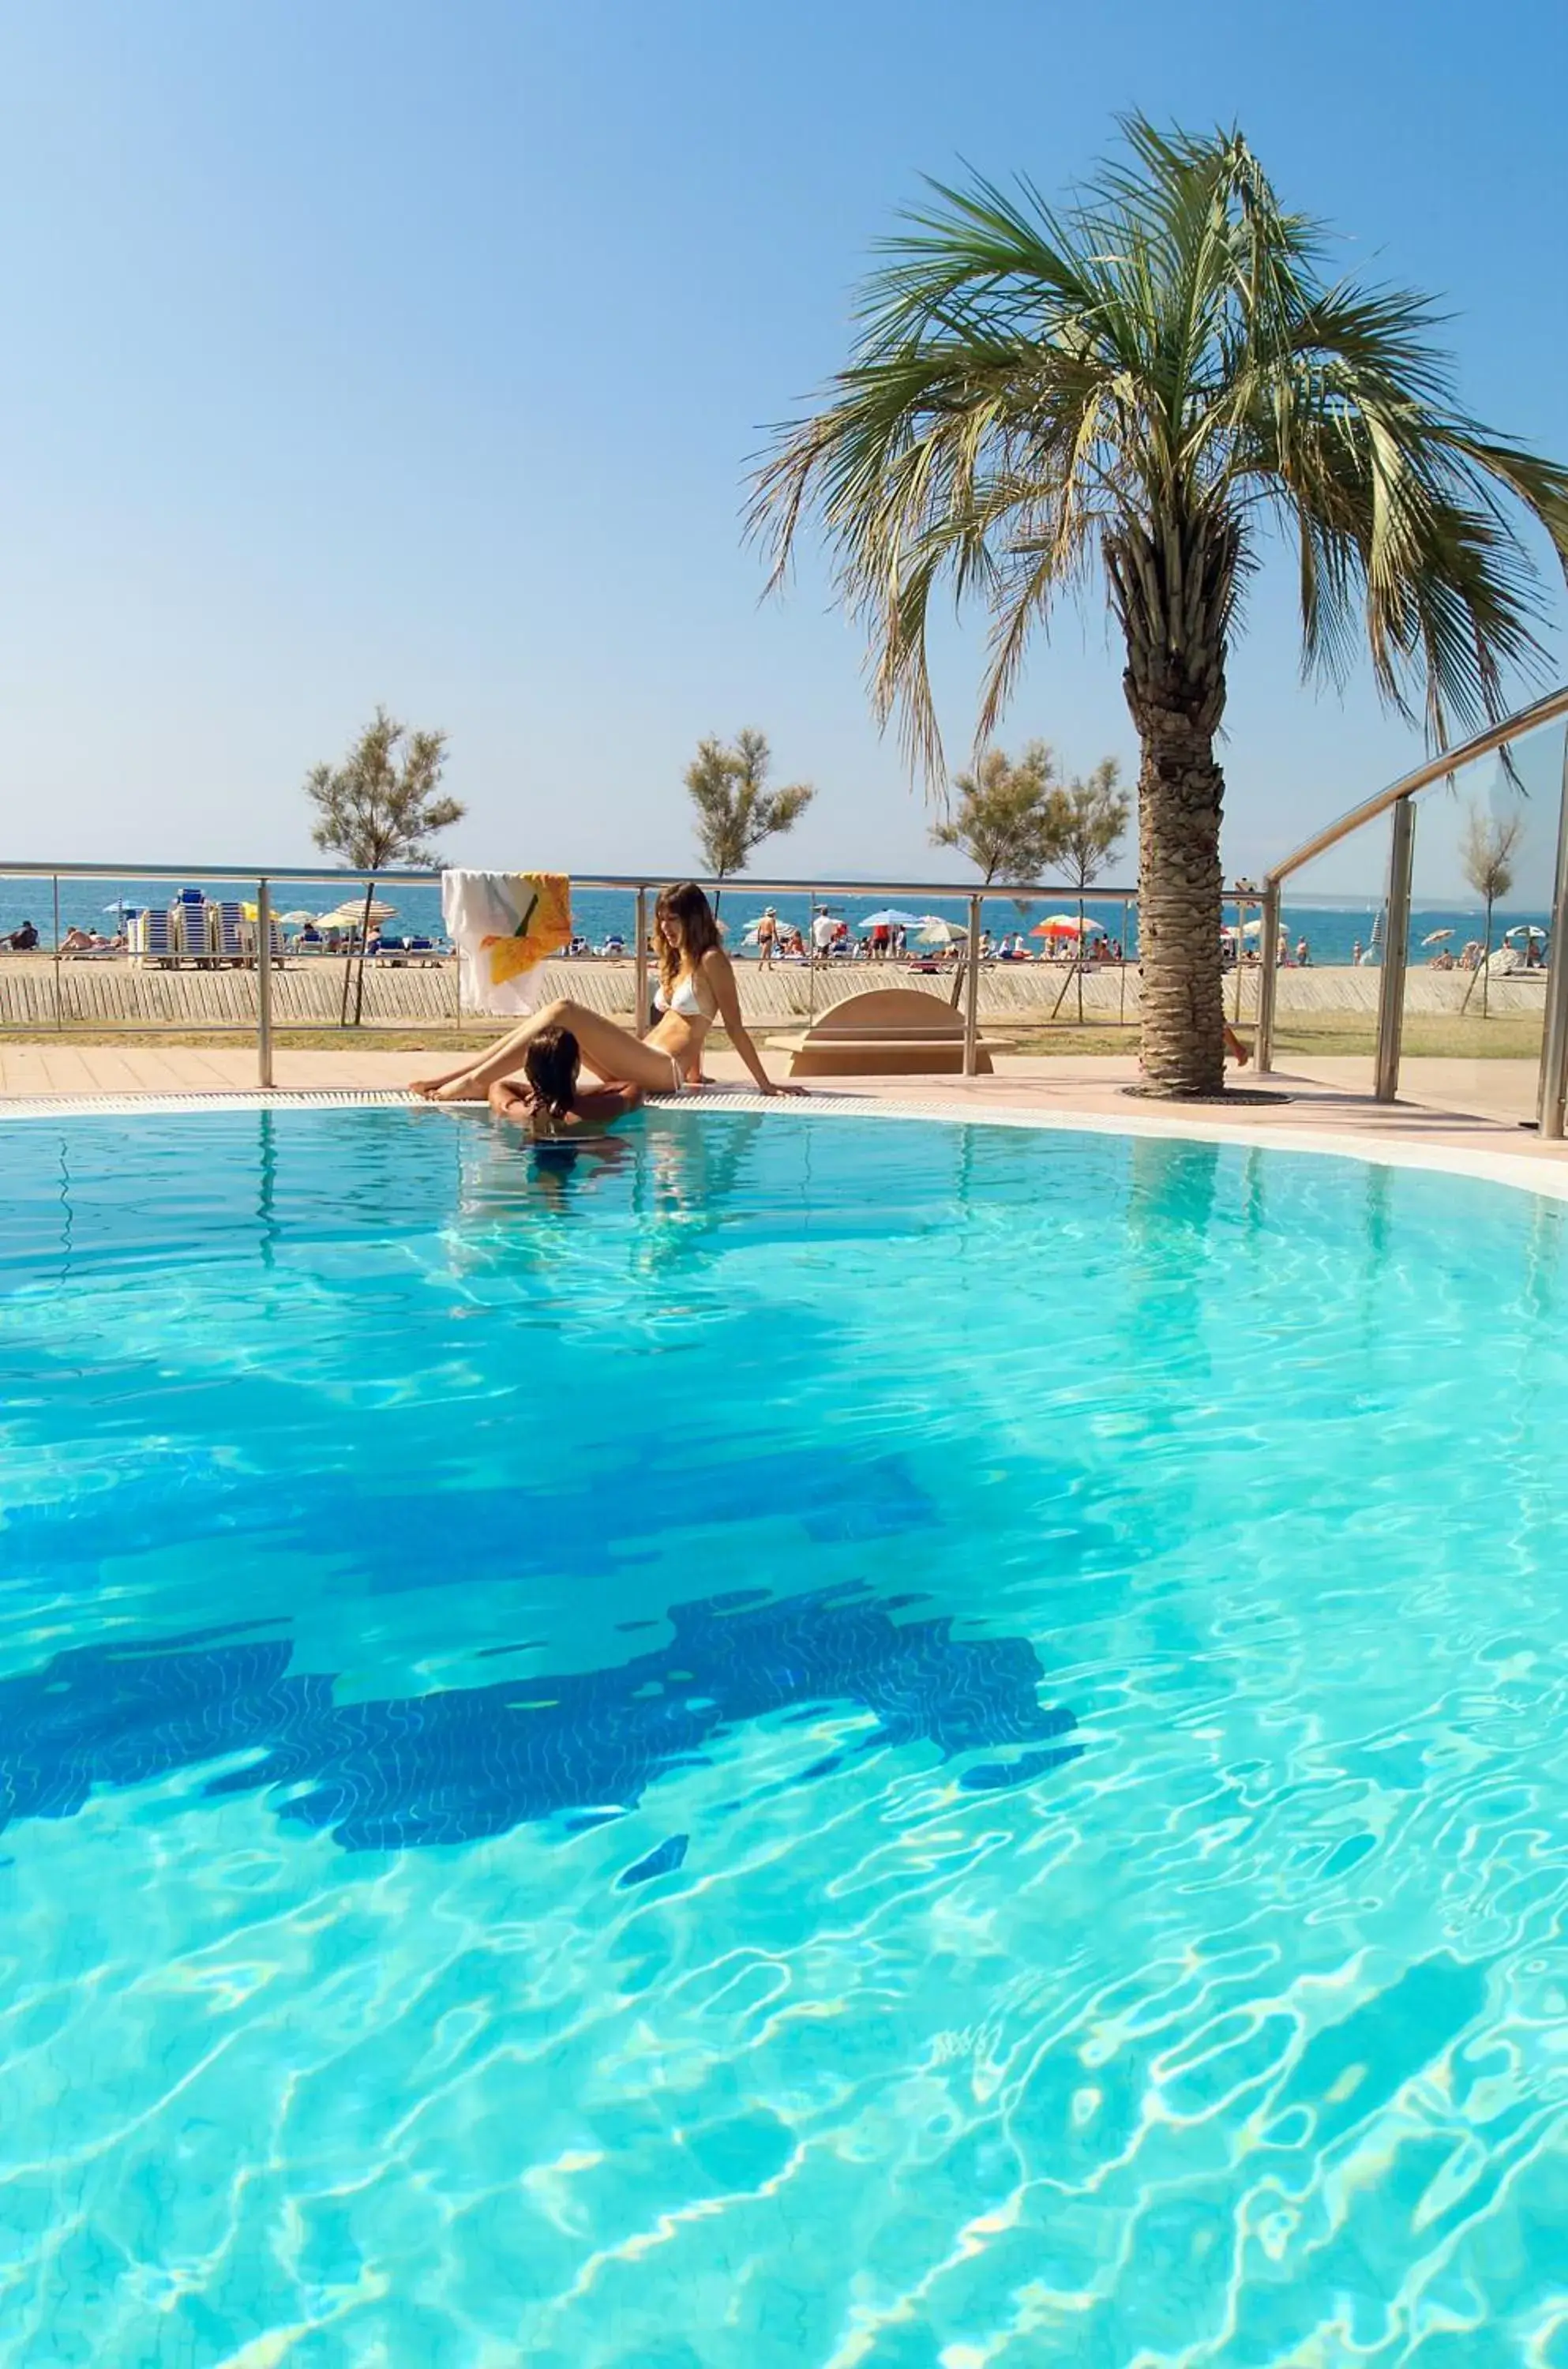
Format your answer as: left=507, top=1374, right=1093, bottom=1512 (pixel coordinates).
left=1, top=0, right=1565, bottom=894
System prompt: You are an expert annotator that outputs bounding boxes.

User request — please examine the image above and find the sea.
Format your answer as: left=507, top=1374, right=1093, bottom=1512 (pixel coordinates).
left=0, top=875, right=1549, bottom=967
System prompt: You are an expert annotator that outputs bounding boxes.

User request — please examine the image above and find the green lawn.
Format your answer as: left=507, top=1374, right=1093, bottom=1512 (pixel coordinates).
left=0, top=1012, right=1544, bottom=1064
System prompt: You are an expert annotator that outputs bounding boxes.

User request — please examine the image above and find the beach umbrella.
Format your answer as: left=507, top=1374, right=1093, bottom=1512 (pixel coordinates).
left=1421, top=927, right=1454, bottom=945
left=1032, top=914, right=1105, bottom=936
left=1504, top=923, right=1547, bottom=940
left=318, top=899, right=396, bottom=927
left=857, top=907, right=925, bottom=929
left=278, top=910, right=318, bottom=926
left=917, top=915, right=965, bottom=943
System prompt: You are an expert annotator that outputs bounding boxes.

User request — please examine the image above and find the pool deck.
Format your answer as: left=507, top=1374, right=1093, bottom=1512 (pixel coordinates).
left=2, top=1041, right=1564, bottom=1175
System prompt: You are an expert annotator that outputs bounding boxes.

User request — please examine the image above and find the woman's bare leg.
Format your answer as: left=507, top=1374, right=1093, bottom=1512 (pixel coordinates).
left=411, top=1013, right=549, bottom=1099
left=409, top=1054, right=486, bottom=1097
left=416, top=1001, right=685, bottom=1101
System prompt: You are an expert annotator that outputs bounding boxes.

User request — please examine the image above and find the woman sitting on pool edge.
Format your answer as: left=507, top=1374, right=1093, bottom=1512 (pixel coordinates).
left=412, top=880, right=803, bottom=1102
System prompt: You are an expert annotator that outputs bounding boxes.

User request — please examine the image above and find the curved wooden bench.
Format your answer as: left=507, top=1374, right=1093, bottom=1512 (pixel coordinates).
left=767, top=987, right=1000, bottom=1077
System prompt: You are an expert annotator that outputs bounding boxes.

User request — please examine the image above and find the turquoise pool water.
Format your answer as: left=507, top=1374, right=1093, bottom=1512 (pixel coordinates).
left=2, top=1106, right=1567, bottom=2367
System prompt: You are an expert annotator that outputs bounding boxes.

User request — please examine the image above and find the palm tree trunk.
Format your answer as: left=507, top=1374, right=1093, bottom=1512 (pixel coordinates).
left=1109, top=515, right=1235, bottom=1098
left=1131, top=703, right=1227, bottom=1095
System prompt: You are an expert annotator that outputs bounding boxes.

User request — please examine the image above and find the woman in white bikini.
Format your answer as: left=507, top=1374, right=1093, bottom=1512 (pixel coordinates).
left=411, top=880, right=802, bottom=1102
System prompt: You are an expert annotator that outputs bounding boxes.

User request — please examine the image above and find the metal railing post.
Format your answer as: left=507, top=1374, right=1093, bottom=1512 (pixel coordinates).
left=962, top=894, right=981, bottom=1076
left=1232, top=893, right=1248, bottom=1024
left=632, top=886, right=648, bottom=1038
left=807, top=889, right=818, bottom=1024
left=1255, top=880, right=1281, bottom=1073
left=257, top=876, right=275, bottom=1089
left=1537, top=727, right=1568, bottom=1138
left=1373, top=798, right=1415, bottom=1103
left=1119, top=895, right=1130, bottom=1029
left=51, top=874, right=62, bottom=1034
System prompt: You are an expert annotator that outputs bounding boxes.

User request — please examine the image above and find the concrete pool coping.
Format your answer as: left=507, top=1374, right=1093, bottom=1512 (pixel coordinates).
left=2, top=1076, right=1567, bottom=1207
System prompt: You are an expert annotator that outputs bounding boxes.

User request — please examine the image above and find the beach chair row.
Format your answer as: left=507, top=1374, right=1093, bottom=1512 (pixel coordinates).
left=129, top=898, right=285, bottom=967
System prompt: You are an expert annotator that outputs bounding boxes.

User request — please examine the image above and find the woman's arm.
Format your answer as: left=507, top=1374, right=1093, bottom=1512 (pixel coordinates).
left=702, top=949, right=803, bottom=1095
left=575, top=1082, right=643, bottom=1124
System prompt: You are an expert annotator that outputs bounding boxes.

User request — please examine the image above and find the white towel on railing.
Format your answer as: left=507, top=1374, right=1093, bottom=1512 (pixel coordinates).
left=441, top=871, right=572, bottom=1015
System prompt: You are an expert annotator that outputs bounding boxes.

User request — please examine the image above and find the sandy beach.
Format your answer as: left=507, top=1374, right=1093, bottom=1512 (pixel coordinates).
left=0, top=948, right=1548, bottom=1035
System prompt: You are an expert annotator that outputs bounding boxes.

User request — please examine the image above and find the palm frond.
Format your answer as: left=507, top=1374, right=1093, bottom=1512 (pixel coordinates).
left=750, top=114, right=1568, bottom=773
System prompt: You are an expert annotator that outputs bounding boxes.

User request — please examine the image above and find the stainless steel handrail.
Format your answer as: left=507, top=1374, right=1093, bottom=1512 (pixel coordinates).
left=0, top=859, right=1149, bottom=899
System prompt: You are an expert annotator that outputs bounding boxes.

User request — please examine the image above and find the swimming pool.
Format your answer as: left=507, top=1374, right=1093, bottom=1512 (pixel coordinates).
left=2, top=1103, right=1566, bottom=2367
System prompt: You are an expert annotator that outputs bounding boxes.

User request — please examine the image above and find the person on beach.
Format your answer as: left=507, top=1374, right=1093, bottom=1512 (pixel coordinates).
left=3, top=920, right=39, bottom=951
left=486, top=1024, right=642, bottom=1141
left=756, top=907, right=778, bottom=967
left=411, top=880, right=803, bottom=1103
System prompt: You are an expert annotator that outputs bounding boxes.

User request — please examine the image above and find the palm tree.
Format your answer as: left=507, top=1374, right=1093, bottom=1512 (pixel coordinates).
left=751, top=118, right=1568, bottom=1094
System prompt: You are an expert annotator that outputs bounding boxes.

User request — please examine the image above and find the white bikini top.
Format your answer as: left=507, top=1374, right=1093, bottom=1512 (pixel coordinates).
left=655, top=967, right=716, bottom=1020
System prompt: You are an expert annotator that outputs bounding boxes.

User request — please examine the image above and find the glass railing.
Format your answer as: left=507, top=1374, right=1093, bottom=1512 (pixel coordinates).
left=1255, top=686, right=1568, bottom=1136
left=0, top=862, right=1153, bottom=1086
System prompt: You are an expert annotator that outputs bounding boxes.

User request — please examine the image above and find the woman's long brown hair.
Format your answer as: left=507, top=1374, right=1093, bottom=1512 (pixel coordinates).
left=523, top=1024, right=581, bottom=1123
left=654, top=881, right=722, bottom=1000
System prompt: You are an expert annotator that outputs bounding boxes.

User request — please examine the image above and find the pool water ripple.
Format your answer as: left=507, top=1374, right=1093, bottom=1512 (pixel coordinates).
left=2, top=1107, right=1567, bottom=2365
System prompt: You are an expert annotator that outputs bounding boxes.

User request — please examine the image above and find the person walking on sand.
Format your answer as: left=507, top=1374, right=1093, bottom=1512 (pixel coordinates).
left=412, top=881, right=805, bottom=1103
left=756, top=907, right=778, bottom=968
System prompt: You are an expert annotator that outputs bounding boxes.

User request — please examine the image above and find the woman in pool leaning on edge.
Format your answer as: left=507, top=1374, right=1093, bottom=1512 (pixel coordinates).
left=411, top=880, right=804, bottom=1102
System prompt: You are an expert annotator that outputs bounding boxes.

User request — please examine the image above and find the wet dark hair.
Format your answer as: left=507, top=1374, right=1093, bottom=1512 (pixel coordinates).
left=654, top=880, right=722, bottom=998
left=523, top=1024, right=581, bottom=1124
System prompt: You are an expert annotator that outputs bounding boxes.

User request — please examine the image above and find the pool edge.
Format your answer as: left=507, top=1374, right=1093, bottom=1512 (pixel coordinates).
left=1, top=1085, right=1565, bottom=1207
